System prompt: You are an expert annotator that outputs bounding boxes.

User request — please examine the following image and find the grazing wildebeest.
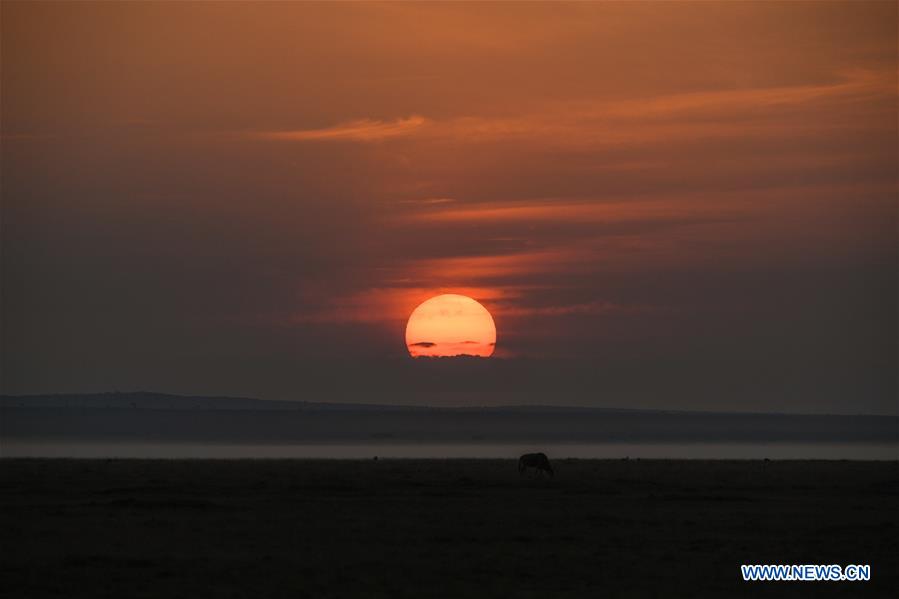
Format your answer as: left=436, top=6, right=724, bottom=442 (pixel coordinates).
left=518, top=453, right=554, bottom=478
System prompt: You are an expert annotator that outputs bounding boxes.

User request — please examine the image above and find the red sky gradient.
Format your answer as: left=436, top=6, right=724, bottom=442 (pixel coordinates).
left=1, top=2, right=896, bottom=413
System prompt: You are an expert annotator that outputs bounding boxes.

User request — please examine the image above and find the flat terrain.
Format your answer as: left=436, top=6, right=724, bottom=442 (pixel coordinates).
left=2, top=459, right=897, bottom=598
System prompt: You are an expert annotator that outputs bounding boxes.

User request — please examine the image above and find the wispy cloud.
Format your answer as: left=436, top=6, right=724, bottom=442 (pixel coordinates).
left=399, top=197, right=457, bottom=205
left=398, top=70, right=894, bottom=148
left=287, top=286, right=512, bottom=326
left=498, top=302, right=666, bottom=318
left=250, top=70, right=892, bottom=149
left=256, top=115, right=427, bottom=142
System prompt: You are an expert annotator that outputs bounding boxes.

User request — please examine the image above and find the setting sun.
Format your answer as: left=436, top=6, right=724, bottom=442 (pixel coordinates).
left=405, top=294, right=496, bottom=358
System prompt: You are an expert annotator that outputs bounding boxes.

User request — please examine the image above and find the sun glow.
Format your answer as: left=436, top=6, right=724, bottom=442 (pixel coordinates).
left=405, top=294, right=497, bottom=358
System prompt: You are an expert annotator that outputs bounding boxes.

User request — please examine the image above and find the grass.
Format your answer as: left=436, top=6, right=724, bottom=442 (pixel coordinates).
left=2, top=458, right=897, bottom=597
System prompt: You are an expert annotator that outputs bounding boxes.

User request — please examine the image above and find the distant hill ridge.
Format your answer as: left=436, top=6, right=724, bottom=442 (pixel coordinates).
left=0, top=391, right=673, bottom=413
left=0, top=391, right=894, bottom=417
left=3, top=392, right=897, bottom=443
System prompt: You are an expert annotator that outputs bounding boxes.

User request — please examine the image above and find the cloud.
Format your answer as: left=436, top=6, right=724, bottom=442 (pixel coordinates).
left=410, top=341, right=436, bottom=348
left=497, top=302, right=666, bottom=318
left=354, top=70, right=894, bottom=151
left=399, top=197, right=456, bottom=205
left=401, top=197, right=748, bottom=225
left=255, top=115, right=427, bottom=142
left=286, top=286, right=512, bottom=327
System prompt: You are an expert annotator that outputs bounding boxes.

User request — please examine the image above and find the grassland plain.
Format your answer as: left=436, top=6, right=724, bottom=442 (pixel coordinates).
left=2, top=459, right=897, bottom=598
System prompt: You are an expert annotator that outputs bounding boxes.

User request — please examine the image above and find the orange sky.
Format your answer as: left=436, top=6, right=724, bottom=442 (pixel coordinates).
left=1, top=2, right=896, bottom=413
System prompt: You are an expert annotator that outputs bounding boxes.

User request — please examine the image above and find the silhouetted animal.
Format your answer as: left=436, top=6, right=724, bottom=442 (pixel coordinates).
left=518, top=453, right=554, bottom=477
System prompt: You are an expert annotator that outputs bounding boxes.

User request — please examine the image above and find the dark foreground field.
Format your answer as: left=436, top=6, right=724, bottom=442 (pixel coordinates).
left=2, top=459, right=897, bottom=598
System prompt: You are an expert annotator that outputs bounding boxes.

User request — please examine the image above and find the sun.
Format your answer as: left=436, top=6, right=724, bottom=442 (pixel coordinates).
left=405, top=294, right=497, bottom=358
